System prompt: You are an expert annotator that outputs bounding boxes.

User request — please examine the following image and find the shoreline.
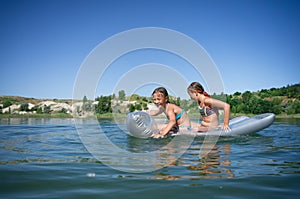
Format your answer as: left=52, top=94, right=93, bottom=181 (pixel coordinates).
left=0, top=113, right=299, bottom=119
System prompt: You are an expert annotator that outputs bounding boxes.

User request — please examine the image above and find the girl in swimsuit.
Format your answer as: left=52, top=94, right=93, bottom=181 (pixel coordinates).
left=187, top=82, right=231, bottom=132
left=148, top=87, right=191, bottom=138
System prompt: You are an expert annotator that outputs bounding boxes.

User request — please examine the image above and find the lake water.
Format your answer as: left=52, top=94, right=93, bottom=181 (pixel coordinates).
left=0, top=117, right=299, bottom=198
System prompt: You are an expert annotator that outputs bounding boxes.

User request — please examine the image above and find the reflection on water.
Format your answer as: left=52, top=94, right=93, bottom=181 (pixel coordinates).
left=275, top=118, right=300, bottom=126
left=0, top=117, right=75, bottom=125
left=187, top=143, right=234, bottom=179
left=150, top=142, right=235, bottom=180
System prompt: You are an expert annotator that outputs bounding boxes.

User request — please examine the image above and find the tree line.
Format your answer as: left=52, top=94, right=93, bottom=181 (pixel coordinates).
left=225, top=84, right=299, bottom=115
left=2, top=84, right=298, bottom=116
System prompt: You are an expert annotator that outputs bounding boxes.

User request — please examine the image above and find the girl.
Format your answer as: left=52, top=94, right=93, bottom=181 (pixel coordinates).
left=187, top=82, right=231, bottom=132
left=149, top=87, right=191, bottom=138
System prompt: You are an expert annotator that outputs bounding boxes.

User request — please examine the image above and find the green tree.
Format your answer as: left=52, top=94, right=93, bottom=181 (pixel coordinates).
left=238, top=103, right=248, bottom=114
left=96, top=96, right=112, bottom=114
left=142, top=97, right=149, bottom=102
left=259, top=89, right=271, bottom=98
left=272, top=103, right=282, bottom=115
left=233, top=92, right=241, bottom=96
left=36, top=107, right=43, bottom=114
left=292, top=100, right=300, bottom=114
left=3, top=100, right=12, bottom=108
left=20, top=103, right=29, bottom=111
left=44, top=105, right=51, bottom=114
left=129, top=104, right=135, bottom=112
left=260, top=100, right=273, bottom=113
left=286, top=100, right=300, bottom=114
left=130, top=94, right=140, bottom=101
left=135, top=103, right=142, bottom=111
left=118, top=90, right=126, bottom=101
left=143, top=103, right=148, bottom=110
left=228, top=97, right=240, bottom=114
left=248, top=96, right=260, bottom=114
left=176, top=97, right=181, bottom=106
left=59, top=108, right=68, bottom=114
left=169, top=96, right=180, bottom=106
left=83, top=96, right=88, bottom=103
left=242, top=91, right=252, bottom=103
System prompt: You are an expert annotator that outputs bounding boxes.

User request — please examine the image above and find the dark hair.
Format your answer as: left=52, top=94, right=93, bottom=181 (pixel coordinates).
left=187, top=82, right=210, bottom=97
left=152, top=87, right=170, bottom=102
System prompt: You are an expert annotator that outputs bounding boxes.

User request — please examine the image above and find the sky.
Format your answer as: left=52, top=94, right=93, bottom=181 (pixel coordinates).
left=0, top=0, right=299, bottom=100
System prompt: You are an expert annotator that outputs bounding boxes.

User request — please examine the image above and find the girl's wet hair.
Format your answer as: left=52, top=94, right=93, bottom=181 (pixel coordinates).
left=187, top=82, right=210, bottom=97
left=152, top=87, right=170, bottom=102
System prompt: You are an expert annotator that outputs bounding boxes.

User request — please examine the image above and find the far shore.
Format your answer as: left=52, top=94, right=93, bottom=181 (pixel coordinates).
left=0, top=113, right=299, bottom=119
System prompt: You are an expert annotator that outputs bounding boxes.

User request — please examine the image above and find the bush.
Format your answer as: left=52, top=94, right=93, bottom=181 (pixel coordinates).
left=95, top=96, right=112, bottom=114
left=36, top=107, right=43, bottom=114
left=3, top=100, right=12, bottom=108
left=43, top=105, right=51, bottom=114
left=135, top=104, right=142, bottom=111
left=20, top=103, right=29, bottom=111
left=59, top=108, right=68, bottom=114
left=129, top=104, right=135, bottom=112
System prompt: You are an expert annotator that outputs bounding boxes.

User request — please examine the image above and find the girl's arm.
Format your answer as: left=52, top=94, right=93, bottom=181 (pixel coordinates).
left=152, top=107, right=177, bottom=138
left=222, top=102, right=231, bottom=131
left=206, top=98, right=231, bottom=132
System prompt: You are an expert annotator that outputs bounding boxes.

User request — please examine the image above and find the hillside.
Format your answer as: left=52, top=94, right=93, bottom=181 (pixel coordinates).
left=224, top=83, right=300, bottom=115
left=0, top=83, right=299, bottom=117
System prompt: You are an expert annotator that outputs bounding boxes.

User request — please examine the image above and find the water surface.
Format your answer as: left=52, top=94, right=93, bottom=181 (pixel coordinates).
left=0, top=117, right=299, bottom=198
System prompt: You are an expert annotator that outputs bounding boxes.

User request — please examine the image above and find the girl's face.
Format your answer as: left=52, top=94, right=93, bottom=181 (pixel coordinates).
left=152, top=93, right=168, bottom=107
left=188, top=89, right=198, bottom=100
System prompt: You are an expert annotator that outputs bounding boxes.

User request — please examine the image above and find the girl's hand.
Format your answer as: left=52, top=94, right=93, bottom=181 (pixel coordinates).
left=222, top=124, right=231, bottom=132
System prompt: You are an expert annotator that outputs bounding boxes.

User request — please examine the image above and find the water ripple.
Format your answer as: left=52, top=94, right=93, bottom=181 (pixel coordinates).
left=0, top=117, right=300, bottom=198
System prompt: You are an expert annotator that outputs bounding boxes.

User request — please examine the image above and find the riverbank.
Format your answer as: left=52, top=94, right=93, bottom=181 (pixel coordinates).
left=1, top=112, right=299, bottom=119
left=0, top=113, right=73, bottom=118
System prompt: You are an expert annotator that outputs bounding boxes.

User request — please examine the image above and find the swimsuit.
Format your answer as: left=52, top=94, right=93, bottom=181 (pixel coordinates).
left=198, top=105, right=219, bottom=132
left=199, top=106, right=215, bottom=117
left=176, top=109, right=185, bottom=120
left=165, top=105, right=192, bottom=132
left=176, top=109, right=192, bottom=131
left=165, top=104, right=185, bottom=121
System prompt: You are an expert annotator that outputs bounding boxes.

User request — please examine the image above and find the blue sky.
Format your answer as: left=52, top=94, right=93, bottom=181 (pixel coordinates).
left=0, top=0, right=299, bottom=99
